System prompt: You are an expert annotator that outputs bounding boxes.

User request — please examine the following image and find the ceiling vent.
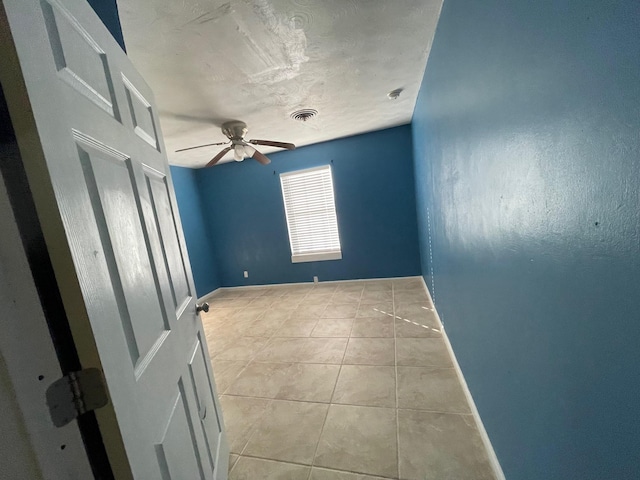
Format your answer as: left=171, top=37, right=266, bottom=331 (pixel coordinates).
left=290, top=109, right=318, bottom=122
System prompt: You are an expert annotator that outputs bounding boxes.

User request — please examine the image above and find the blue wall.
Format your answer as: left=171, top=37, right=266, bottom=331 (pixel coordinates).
left=195, top=125, right=421, bottom=286
left=412, top=1, right=640, bottom=479
left=87, top=0, right=126, bottom=51
left=170, top=166, right=221, bottom=297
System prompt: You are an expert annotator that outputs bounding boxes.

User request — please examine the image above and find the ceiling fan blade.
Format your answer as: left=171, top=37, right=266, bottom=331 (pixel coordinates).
left=248, top=139, right=296, bottom=150
left=175, top=141, right=229, bottom=153
left=205, top=146, right=232, bottom=167
left=250, top=147, right=271, bottom=165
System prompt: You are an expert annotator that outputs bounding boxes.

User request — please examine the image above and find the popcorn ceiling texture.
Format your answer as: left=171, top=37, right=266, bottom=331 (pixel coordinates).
left=117, top=0, right=443, bottom=166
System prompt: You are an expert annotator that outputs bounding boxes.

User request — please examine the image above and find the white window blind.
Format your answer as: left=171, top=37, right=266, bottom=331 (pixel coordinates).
left=280, top=165, right=342, bottom=263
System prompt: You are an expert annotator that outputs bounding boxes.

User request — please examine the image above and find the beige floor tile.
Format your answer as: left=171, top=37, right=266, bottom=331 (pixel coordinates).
left=271, top=299, right=303, bottom=310
left=214, top=298, right=250, bottom=308
left=310, top=468, right=389, bottom=480
left=275, top=318, right=319, bottom=337
left=394, top=319, right=441, bottom=338
left=322, top=303, right=358, bottom=318
left=243, top=400, right=328, bottom=464
left=332, top=365, right=396, bottom=407
left=351, top=318, right=394, bottom=337
left=392, top=289, right=430, bottom=305
left=209, top=319, right=253, bottom=338
left=219, top=395, right=270, bottom=454
left=392, top=278, right=424, bottom=290
left=211, top=358, right=245, bottom=376
left=228, top=454, right=239, bottom=472
left=393, top=304, right=437, bottom=324
left=359, top=290, right=393, bottom=305
left=312, top=318, right=354, bottom=337
left=397, top=410, right=494, bottom=480
left=397, top=367, right=470, bottom=413
left=248, top=296, right=277, bottom=308
left=202, top=307, right=239, bottom=323
left=215, top=337, right=270, bottom=361
left=254, top=338, right=347, bottom=364
left=236, top=289, right=263, bottom=296
left=206, top=279, right=492, bottom=480
left=276, top=363, right=340, bottom=402
left=225, top=362, right=291, bottom=398
left=260, top=308, right=294, bottom=322
left=314, top=404, right=397, bottom=477
left=305, top=293, right=335, bottom=305
left=356, top=303, right=393, bottom=318
left=230, top=457, right=310, bottom=479
left=312, top=283, right=338, bottom=292
left=211, top=360, right=247, bottom=394
left=334, top=283, right=364, bottom=293
left=396, top=338, right=452, bottom=367
left=292, top=304, right=327, bottom=319
left=343, top=338, right=395, bottom=366
left=331, top=291, right=363, bottom=304
left=243, top=315, right=287, bottom=337
left=233, top=307, right=266, bottom=322
left=362, top=280, right=392, bottom=291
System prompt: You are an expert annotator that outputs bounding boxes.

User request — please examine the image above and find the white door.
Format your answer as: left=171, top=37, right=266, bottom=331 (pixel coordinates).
left=0, top=0, right=228, bottom=478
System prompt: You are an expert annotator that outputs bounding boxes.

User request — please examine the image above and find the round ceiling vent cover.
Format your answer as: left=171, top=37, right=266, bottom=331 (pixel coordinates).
left=290, top=109, right=318, bottom=121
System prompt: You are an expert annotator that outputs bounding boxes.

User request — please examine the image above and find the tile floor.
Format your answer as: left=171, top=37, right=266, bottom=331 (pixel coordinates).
left=201, top=277, right=496, bottom=480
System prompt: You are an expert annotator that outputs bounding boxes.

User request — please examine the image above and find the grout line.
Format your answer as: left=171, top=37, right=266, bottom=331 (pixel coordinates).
left=235, top=397, right=273, bottom=458
left=392, top=282, right=401, bottom=480
left=234, top=453, right=401, bottom=479
left=229, top=299, right=291, bottom=461
left=209, top=279, right=423, bottom=479
left=419, top=277, right=505, bottom=480
left=305, top=289, right=360, bottom=480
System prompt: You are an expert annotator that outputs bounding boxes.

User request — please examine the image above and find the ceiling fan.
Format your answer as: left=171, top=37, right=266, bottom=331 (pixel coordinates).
left=175, top=120, right=295, bottom=167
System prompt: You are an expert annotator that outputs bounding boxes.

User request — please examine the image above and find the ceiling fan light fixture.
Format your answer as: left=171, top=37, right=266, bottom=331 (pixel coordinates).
left=233, top=144, right=246, bottom=161
left=179, top=121, right=294, bottom=167
left=244, top=145, right=256, bottom=158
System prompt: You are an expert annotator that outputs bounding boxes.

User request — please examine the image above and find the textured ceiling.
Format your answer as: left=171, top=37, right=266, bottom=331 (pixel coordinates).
left=117, top=0, right=443, bottom=167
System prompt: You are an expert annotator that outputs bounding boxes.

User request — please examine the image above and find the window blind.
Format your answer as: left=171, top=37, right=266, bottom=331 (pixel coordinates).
left=280, top=165, right=342, bottom=263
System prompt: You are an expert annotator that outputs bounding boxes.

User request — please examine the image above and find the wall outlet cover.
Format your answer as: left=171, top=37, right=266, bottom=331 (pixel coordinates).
left=313, top=276, right=319, bottom=283
left=243, top=271, right=248, bottom=278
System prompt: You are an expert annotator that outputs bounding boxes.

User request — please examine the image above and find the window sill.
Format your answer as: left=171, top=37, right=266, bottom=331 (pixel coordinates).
left=291, top=251, right=342, bottom=263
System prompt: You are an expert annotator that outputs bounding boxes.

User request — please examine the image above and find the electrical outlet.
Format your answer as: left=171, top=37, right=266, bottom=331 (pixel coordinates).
left=243, top=271, right=248, bottom=278
left=313, top=276, right=319, bottom=283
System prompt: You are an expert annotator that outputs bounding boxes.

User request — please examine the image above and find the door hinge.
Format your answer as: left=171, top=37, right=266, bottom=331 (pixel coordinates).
left=46, top=368, right=109, bottom=427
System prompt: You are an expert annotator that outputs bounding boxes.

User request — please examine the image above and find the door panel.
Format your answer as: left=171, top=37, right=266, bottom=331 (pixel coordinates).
left=122, top=75, right=160, bottom=150
left=77, top=135, right=169, bottom=364
left=41, top=0, right=120, bottom=118
left=0, top=0, right=228, bottom=477
left=155, top=388, right=204, bottom=480
left=188, top=335, right=225, bottom=475
left=145, top=168, right=192, bottom=313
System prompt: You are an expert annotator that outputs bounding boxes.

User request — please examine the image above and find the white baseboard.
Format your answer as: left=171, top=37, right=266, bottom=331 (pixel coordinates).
left=197, top=287, right=221, bottom=303
left=420, top=277, right=506, bottom=480
left=213, top=275, right=423, bottom=292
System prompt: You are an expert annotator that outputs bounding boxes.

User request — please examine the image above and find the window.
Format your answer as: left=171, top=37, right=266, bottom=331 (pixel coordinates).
left=280, top=165, right=342, bottom=263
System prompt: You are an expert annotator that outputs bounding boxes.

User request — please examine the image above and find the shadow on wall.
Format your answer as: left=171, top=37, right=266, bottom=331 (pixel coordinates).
left=170, top=166, right=222, bottom=298
left=411, top=1, right=640, bottom=479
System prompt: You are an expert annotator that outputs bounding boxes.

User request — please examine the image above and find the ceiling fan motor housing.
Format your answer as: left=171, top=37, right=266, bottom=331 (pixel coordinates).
left=221, top=120, right=248, bottom=140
